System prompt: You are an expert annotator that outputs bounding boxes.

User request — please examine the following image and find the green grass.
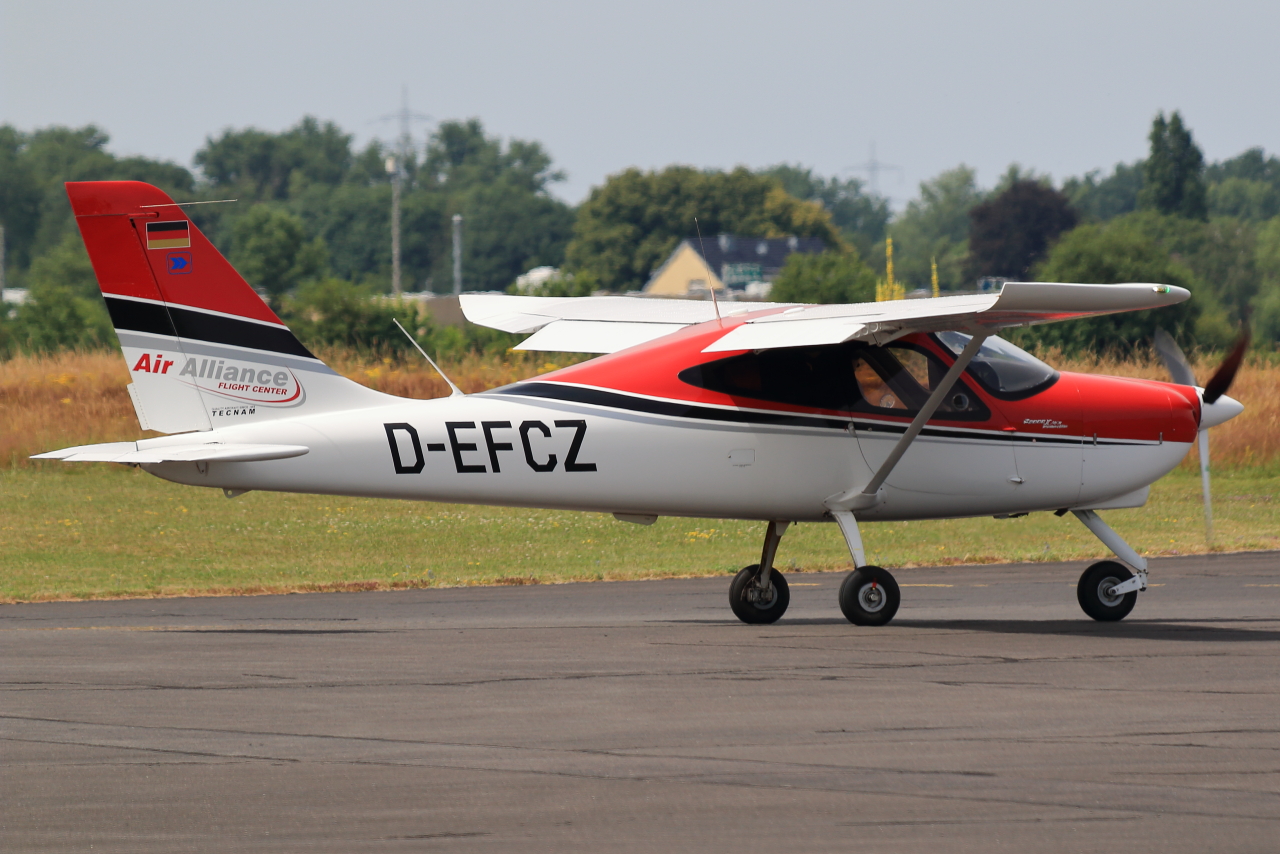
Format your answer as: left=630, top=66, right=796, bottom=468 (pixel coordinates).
left=3, top=465, right=1277, bottom=602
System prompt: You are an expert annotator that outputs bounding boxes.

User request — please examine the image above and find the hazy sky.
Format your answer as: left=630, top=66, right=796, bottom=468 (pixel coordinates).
left=3, top=1, right=1277, bottom=207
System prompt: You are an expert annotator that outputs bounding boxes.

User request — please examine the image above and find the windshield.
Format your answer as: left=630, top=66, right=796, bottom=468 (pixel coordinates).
left=934, top=332, right=1058, bottom=398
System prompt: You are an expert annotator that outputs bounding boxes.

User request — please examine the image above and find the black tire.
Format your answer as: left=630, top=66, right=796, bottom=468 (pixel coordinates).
left=1077, top=561, right=1137, bottom=622
left=729, top=564, right=790, bottom=624
left=839, top=566, right=901, bottom=626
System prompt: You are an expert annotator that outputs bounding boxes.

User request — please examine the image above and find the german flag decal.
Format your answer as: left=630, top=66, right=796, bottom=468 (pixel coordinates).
left=145, top=220, right=191, bottom=250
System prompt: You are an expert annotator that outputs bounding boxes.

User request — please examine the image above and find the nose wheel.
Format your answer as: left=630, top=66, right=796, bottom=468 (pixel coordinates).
left=1077, top=561, right=1138, bottom=621
left=839, top=566, right=901, bottom=626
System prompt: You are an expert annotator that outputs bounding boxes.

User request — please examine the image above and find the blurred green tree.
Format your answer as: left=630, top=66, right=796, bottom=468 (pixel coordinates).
left=230, top=207, right=327, bottom=304
left=1139, top=111, right=1207, bottom=220
left=4, top=234, right=112, bottom=353
left=770, top=250, right=877, bottom=304
left=759, top=164, right=890, bottom=258
left=888, top=166, right=985, bottom=290
left=1252, top=218, right=1280, bottom=345
left=195, top=117, right=354, bottom=201
left=0, top=126, right=43, bottom=271
left=1062, top=162, right=1144, bottom=222
left=566, top=166, right=843, bottom=292
left=968, top=179, right=1077, bottom=279
left=1023, top=218, right=1212, bottom=353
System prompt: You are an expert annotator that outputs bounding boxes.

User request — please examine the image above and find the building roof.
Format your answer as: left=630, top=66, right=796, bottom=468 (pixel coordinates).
left=685, top=233, right=825, bottom=280
left=642, top=233, right=827, bottom=296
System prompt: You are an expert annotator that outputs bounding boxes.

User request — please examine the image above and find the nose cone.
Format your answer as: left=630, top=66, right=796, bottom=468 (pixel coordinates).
left=1200, top=392, right=1244, bottom=429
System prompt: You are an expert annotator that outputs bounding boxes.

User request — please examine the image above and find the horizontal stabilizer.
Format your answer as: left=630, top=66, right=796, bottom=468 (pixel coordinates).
left=33, top=442, right=310, bottom=464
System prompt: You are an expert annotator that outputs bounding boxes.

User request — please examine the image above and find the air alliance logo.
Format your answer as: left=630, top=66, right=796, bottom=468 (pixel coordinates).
left=129, top=350, right=303, bottom=408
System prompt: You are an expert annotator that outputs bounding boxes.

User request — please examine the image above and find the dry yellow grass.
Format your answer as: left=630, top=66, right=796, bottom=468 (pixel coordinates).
left=1051, top=350, right=1279, bottom=472
left=0, top=348, right=573, bottom=467
left=3, top=347, right=1275, bottom=470
left=317, top=347, right=576, bottom=400
left=0, top=350, right=147, bottom=469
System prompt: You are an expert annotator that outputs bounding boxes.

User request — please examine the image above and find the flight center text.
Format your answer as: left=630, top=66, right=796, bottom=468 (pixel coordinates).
left=384, top=420, right=597, bottom=475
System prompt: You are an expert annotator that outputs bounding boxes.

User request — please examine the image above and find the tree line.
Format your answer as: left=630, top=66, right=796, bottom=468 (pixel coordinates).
left=1, top=111, right=1277, bottom=357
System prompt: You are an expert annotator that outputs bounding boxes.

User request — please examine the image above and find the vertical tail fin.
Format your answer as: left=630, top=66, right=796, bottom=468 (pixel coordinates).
left=67, top=181, right=387, bottom=433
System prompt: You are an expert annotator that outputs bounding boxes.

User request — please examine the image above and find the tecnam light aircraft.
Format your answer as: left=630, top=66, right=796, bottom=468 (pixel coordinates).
left=39, top=181, right=1247, bottom=626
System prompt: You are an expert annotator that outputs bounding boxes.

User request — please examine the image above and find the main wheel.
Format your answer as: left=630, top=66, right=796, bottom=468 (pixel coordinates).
left=839, top=566, right=901, bottom=626
left=729, top=564, right=790, bottom=624
left=1077, top=561, right=1137, bottom=622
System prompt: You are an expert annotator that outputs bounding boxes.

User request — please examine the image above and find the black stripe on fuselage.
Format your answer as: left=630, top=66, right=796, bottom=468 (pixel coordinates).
left=494, top=382, right=852, bottom=431
left=491, top=381, right=1126, bottom=446
left=104, top=296, right=316, bottom=359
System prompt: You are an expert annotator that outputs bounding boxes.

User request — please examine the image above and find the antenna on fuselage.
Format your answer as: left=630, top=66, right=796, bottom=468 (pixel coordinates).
left=693, top=217, right=723, bottom=327
left=393, top=317, right=464, bottom=397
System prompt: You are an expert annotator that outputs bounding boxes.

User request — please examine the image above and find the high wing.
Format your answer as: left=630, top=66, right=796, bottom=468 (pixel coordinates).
left=458, top=294, right=794, bottom=353
left=460, top=283, right=1189, bottom=354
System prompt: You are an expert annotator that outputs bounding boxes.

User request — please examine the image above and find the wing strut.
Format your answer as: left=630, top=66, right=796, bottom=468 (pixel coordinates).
left=825, top=331, right=990, bottom=514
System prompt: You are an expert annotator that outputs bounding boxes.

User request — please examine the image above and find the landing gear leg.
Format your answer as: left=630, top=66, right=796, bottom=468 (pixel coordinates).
left=830, top=510, right=866, bottom=569
left=829, top=510, right=901, bottom=626
left=729, top=521, right=791, bottom=624
left=1071, top=509, right=1147, bottom=622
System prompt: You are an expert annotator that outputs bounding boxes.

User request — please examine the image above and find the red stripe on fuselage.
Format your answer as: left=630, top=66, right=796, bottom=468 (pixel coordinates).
left=542, top=323, right=1015, bottom=430
left=537, top=321, right=1198, bottom=444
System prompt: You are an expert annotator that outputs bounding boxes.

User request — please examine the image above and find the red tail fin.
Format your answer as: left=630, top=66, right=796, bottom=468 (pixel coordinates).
left=68, top=181, right=386, bottom=433
left=68, top=181, right=285, bottom=325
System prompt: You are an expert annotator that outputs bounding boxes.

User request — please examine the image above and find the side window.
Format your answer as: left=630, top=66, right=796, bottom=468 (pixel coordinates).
left=854, top=357, right=907, bottom=410
left=894, top=349, right=932, bottom=391
left=677, top=346, right=863, bottom=412
left=678, top=340, right=989, bottom=420
left=851, top=344, right=989, bottom=418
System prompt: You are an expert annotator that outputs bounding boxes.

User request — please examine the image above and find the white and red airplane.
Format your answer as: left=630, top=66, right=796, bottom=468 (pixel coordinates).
left=37, top=181, right=1247, bottom=625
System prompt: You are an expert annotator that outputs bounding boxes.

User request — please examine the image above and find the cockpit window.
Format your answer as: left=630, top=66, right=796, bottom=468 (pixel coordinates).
left=678, top=340, right=989, bottom=420
left=934, top=332, right=1058, bottom=398
left=854, top=356, right=906, bottom=409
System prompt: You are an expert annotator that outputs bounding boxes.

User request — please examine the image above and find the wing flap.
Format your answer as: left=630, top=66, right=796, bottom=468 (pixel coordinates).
left=703, top=318, right=870, bottom=352
left=460, top=294, right=795, bottom=353
left=460, top=294, right=745, bottom=327
left=515, top=321, right=688, bottom=353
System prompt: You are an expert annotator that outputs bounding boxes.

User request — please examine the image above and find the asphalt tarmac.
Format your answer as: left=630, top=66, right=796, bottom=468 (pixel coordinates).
left=4, top=551, right=1280, bottom=852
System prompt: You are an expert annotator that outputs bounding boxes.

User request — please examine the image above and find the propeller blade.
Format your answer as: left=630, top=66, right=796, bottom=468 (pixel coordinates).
left=1153, top=328, right=1196, bottom=387
left=1198, top=429, right=1213, bottom=546
left=1202, top=325, right=1251, bottom=404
